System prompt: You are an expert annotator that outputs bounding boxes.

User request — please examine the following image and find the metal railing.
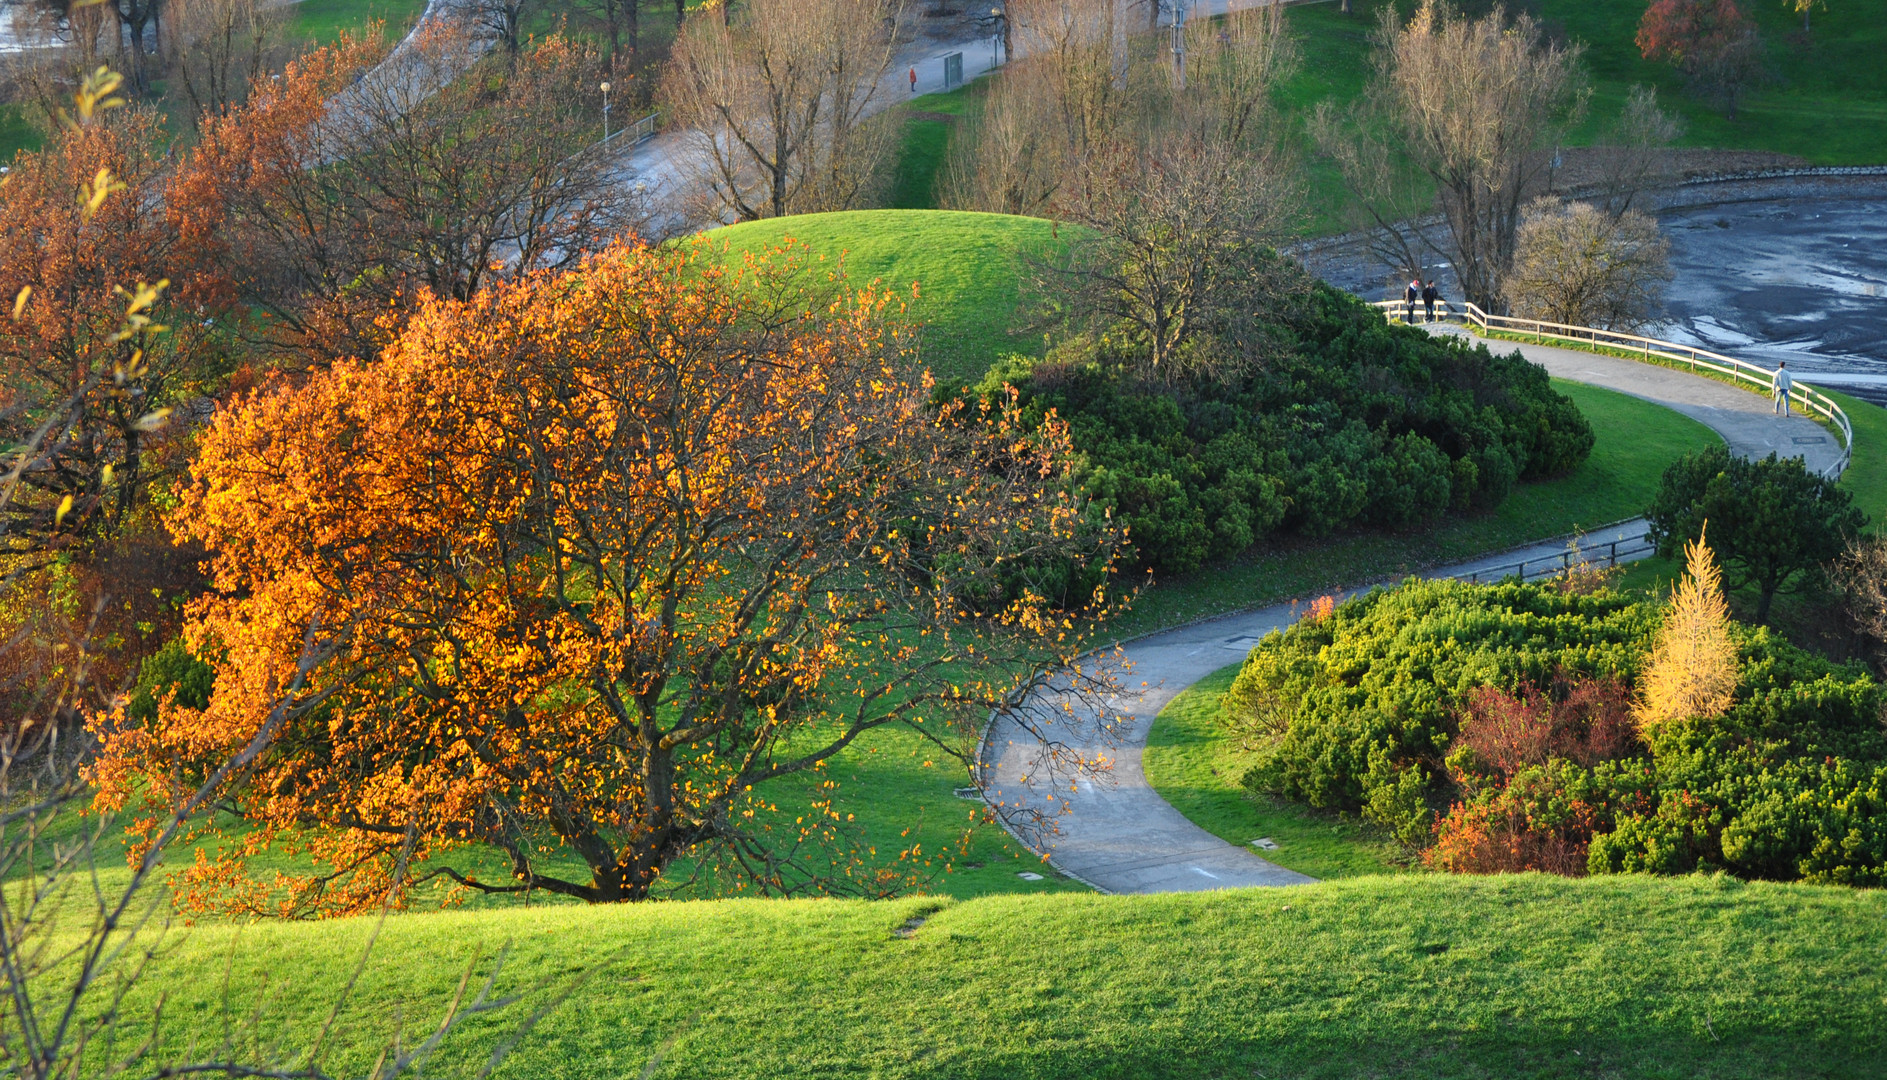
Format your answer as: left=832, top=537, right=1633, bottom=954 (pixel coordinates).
left=600, top=111, right=660, bottom=150
left=1373, top=298, right=1854, bottom=479
left=1452, top=530, right=1655, bottom=586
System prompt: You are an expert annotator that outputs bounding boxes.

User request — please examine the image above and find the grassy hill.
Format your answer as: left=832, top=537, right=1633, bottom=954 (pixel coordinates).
left=92, top=874, right=1887, bottom=1078
left=696, top=210, right=1065, bottom=385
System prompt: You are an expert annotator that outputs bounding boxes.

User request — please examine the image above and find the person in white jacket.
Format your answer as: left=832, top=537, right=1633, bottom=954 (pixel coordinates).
left=1773, top=362, right=1794, bottom=417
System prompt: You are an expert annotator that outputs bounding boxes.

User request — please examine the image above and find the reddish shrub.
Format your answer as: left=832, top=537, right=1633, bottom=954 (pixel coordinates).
left=1454, top=675, right=1636, bottom=778
left=1430, top=675, right=1646, bottom=876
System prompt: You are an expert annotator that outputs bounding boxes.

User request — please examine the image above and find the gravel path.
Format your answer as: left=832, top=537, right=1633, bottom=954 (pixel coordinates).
left=976, top=336, right=1842, bottom=894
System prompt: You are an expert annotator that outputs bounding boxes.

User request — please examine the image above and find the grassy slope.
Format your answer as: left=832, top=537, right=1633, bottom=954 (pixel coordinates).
left=288, top=0, right=431, bottom=43
left=1145, top=663, right=1409, bottom=879
left=885, top=84, right=983, bottom=210
left=101, top=875, right=1887, bottom=1079
left=697, top=210, right=1064, bottom=385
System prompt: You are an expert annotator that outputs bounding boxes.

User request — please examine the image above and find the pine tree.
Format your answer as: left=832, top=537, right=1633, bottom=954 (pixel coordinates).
left=1636, top=525, right=1738, bottom=729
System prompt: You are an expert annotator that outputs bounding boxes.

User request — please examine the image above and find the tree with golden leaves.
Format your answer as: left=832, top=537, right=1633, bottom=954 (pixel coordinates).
left=91, top=241, right=1126, bottom=914
left=1635, top=527, right=1738, bottom=730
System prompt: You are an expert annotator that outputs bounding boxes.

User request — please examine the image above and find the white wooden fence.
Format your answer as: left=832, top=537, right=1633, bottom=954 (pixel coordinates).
left=1372, top=299, right=1854, bottom=479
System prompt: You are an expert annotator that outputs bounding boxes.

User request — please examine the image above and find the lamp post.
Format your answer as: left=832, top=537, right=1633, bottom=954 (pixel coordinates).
left=600, top=80, right=612, bottom=142
left=1170, top=0, right=1187, bottom=90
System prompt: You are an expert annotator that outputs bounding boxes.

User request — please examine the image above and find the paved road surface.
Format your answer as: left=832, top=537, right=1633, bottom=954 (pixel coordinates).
left=977, top=336, right=1841, bottom=894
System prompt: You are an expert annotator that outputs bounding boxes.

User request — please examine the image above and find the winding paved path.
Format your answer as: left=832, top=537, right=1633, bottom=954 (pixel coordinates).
left=978, top=336, right=1846, bottom=894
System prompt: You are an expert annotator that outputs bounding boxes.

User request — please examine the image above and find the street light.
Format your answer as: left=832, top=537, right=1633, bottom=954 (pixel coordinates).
left=600, top=80, right=612, bottom=142
left=1170, top=1, right=1187, bottom=90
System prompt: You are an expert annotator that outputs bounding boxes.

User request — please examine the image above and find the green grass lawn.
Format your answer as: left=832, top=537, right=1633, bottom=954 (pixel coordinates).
left=1145, top=663, right=1409, bottom=879
left=696, top=210, right=1065, bottom=385
left=288, top=0, right=430, bottom=43
left=885, top=84, right=983, bottom=210
left=0, top=104, right=41, bottom=160
left=76, top=874, right=1887, bottom=1078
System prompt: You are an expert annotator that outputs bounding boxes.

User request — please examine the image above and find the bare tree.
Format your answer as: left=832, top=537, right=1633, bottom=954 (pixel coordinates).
left=661, top=0, right=906, bottom=222
left=1040, top=134, right=1303, bottom=383
left=1835, top=535, right=1887, bottom=671
left=186, top=26, right=649, bottom=362
left=940, top=0, right=1134, bottom=215
left=163, top=0, right=288, bottom=128
left=455, top=0, right=537, bottom=56
left=1590, top=84, right=1683, bottom=218
left=1318, top=1, right=1588, bottom=313
left=103, top=0, right=167, bottom=93
left=1504, top=198, right=1672, bottom=331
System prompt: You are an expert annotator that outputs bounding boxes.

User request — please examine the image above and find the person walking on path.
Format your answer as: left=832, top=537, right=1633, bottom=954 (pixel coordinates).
left=909, top=67, right=918, bottom=93
left=1422, top=280, right=1439, bottom=323
left=1405, top=277, right=1421, bottom=322
left=1774, top=361, right=1795, bottom=416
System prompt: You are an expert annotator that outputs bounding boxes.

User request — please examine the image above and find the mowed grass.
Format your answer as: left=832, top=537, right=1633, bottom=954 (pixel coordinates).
left=1145, top=664, right=1408, bottom=880
left=1115, top=379, right=1721, bottom=634
left=696, top=210, right=1065, bottom=385
left=288, top=0, right=430, bottom=43
left=86, top=874, right=1887, bottom=1078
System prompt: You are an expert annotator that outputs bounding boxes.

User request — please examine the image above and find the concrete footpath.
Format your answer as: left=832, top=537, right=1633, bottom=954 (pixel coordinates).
left=976, top=337, right=1843, bottom=894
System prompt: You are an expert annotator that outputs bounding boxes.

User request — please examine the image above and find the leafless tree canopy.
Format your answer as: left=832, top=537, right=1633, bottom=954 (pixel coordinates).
left=1590, top=84, right=1683, bottom=219
left=939, top=0, right=1136, bottom=216
left=195, top=25, right=650, bottom=361
left=1314, top=0, right=1589, bottom=312
left=163, top=0, right=290, bottom=129
left=1504, top=198, right=1672, bottom=331
left=660, top=0, right=906, bottom=222
left=1042, top=136, right=1304, bottom=383
left=992, top=3, right=1304, bottom=383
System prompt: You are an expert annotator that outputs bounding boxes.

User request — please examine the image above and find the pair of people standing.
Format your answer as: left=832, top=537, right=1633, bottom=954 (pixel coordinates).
left=1405, top=278, right=1443, bottom=322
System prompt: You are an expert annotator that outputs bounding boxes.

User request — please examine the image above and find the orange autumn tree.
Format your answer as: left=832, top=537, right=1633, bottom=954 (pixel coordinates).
left=91, top=241, right=1126, bottom=915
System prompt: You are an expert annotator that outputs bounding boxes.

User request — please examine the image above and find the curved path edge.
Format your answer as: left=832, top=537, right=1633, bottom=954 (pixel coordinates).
left=976, top=335, right=1846, bottom=895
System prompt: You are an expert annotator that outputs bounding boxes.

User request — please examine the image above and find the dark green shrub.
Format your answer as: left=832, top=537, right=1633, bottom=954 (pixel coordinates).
left=1646, top=445, right=1866, bottom=622
left=1229, top=576, right=1887, bottom=886
left=126, top=637, right=216, bottom=725
left=950, top=284, right=1592, bottom=574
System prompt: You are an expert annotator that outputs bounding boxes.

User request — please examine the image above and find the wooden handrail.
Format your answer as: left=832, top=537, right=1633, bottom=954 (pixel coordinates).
left=1372, top=299, right=1854, bottom=479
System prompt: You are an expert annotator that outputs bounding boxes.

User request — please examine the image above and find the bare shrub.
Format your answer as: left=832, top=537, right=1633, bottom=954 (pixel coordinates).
left=1504, top=198, right=1672, bottom=331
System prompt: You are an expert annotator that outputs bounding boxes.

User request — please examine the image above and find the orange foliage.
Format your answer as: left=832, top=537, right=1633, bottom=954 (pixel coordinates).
left=0, top=103, right=235, bottom=715
left=90, top=241, right=1123, bottom=915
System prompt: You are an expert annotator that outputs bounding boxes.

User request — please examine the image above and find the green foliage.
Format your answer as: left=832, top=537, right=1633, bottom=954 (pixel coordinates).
left=124, top=637, right=216, bottom=725
left=962, top=284, right=1593, bottom=573
left=1229, top=578, right=1656, bottom=840
left=1645, top=445, right=1866, bottom=621
left=1232, top=575, right=1887, bottom=885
